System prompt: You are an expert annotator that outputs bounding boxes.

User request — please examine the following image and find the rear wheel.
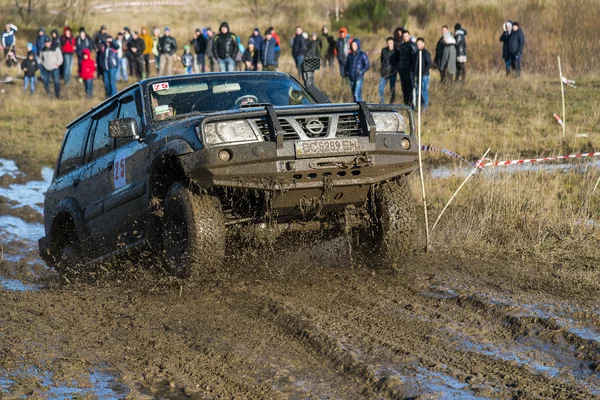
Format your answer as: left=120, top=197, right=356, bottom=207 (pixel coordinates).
left=162, top=182, right=226, bottom=279
left=55, top=240, right=83, bottom=278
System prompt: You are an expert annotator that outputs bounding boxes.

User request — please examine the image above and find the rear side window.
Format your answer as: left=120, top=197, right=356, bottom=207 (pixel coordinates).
left=58, top=119, right=91, bottom=177
left=91, top=102, right=119, bottom=160
left=115, top=92, right=143, bottom=149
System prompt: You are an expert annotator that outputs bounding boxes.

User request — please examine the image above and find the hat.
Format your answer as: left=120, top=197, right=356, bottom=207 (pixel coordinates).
left=123, top=26, right=130, bottom=32
left=184, top=44, right=190, bottom=50
left=454, top=23, right=462, bottom=31
left=248, top=38, right=255, bottom=45
left=101, top=25, right=107, bottom=30
left=264, top=28, right=273, bottom=36
left=254, top=27, right=260, bottom=33
left=44, top=37, right=51, bottom=43
left=339, top=27, right=348, bottom=34
left=79, top=27, right=85, bottom=33
left=164, top=27, right=170, bottom=32
left=133, top=30, right=138, bottom=35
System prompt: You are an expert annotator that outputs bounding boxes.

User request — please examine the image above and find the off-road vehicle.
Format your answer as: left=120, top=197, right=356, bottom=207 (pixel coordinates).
left=39, top=60, right=418, bottom=278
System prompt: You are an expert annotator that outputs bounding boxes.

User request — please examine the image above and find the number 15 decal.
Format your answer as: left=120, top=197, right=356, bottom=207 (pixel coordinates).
left=114, top=149, right=128, bottom=189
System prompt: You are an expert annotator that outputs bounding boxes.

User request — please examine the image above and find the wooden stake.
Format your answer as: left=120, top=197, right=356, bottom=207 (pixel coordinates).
left=431, top=148, right=491, bottom=234
left=416, top=51, right=431, bottom=251
left=558, top=56, right=566, bottom=139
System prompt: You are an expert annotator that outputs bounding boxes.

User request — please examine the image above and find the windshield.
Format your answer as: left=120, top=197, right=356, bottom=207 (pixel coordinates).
left=149, top=74, right=316, bottom=121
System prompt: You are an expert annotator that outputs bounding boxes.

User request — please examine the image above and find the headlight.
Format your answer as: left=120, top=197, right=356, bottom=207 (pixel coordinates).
left=372, top=112, right=407, bottom=134
left=202, top=120, right=259, bottom=146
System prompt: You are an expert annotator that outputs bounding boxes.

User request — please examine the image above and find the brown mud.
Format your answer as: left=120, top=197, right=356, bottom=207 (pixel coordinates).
left=1, top=236, right=599, bottom=399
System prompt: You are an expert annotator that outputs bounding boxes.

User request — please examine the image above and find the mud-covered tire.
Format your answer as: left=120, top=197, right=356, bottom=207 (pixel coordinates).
left=364, top=176, right=417, bottom=267
left=162, top=182, right=226, bottom=279
left=55, top=242, right=83, bottom=277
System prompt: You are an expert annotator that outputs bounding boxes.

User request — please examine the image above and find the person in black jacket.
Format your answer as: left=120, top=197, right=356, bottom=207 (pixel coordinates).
left=433, top=25, right=448, bottom=79
left=21, top=51, right=38, bottom=94
left=213, top=22, right=238, bottom=72
left=396, top=30, right=416, bottom=107
left=158, top=27, right=177, bottom=76
left=292, top=26, right=307, bottom=76
left=499, top=21, right=512, bottom=75
left=190, top=28, right=208, bottom=73
left=93, top=25, right=108, bottom=78
left=507, top=22, right=525, bottom=77
left=454, top=23, right=467, bottom=82
left=75, top=27, right=94, bottom=76
left=129, top=31, right=146, bottom=80
left=414, top=38, right=432, bottom=111
left=379, top=37, right=397, bottom=104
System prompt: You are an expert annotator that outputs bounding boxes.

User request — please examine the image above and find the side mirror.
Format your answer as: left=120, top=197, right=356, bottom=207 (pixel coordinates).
left=109, top=118, right=140, bottom=140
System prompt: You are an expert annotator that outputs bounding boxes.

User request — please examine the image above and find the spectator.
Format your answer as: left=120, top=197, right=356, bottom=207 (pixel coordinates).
left=392, top=27, right=404, bottom=51
left=507, top=22, right=525, bottom=78
left=249, top=28, right=263, bottom=53
left=454, top=23, right=467, bottom=82
left=115, top=32, right=128, bottom=83
left=268, top=27, right=281, bottom=46
left=93, top=25, right=108, bottom=78
left=414, top=38, right=432, bottom=111
left=440, top=31, right=457, bottom=83
left=499, top=21, right=513, bottom=76
left=259, top=28, right=279, bottom=71
left=98, top=36, right=119, bottom=97
left=190, top=28, right=207, bottom=73
left=141, top=27, right=153, bottom=78
left=396, top=30, right=416, bottom=106
left=212, top=22, right=238, bottom=72
left=318, top=25, right=335, bottom=70
left=235, top=36, right=245, bottom=71
left=21, top=51, right=38, bottom=95
left=60, top=26, right=76, bottom=85
left=242, top=39, right=258, bottom=71
left=75, top=27, right=94, bottom=77
left=79, top=48, right=96, bottom=98
left=433, top=25, right=448, bottom=79
left=379, top=37, right=397, bottom=104
left=206, top=28, right=215, bottom=72
left=35, top=28, right=48, bottom=59
left=182, top=44, right=194, bottom=74
left=2, top=24, right=18, bottom=67
left=26, top=42, right=35, bottom=54
left=123, top=27, right=133, bottom=76
left=50, top=29, right=60, bottom=49
left=292, top=26, right=307, bottom=76
left=130, top=31, right=146, bottom=80
left=345, top=39, right=369, bottom=102
left=158, top=27, right=177, bottom=76
left=40, top=37, right=63, bottom=98
left=306, top=33, right=319, bottom=59
left=336, top=27, right=351, bottom=83
left=152, top=27, right=161, bottom=75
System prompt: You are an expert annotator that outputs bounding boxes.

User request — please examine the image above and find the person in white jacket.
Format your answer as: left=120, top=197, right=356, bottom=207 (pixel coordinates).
left=40, top=37, right=64, bottom=98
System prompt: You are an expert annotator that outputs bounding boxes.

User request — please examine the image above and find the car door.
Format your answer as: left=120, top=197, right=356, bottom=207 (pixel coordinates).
left=101, top=88, right=152, bottom=247
left=77, top=101, right=119, bottom=251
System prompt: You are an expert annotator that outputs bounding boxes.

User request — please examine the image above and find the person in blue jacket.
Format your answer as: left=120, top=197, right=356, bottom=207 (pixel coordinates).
left=345, top=38, right=369, bottom=102
left=259, top=29, right=280, bottom=71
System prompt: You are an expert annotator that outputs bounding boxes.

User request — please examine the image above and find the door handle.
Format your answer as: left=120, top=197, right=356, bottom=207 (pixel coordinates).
left=107, top=161, right=114, bottom=170
left=72, top=178, right=81, bottom=188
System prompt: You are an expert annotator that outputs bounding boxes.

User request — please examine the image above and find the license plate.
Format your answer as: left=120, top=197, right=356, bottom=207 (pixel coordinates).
left=295, top=138, right=360, bottom=158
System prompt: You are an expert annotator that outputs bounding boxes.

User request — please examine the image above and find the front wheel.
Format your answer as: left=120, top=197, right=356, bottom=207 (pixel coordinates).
left=162, top=183, right=226, bottom=279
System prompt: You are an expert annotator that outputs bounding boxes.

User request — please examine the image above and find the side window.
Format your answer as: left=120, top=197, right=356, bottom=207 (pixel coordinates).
left=115, top=91, right=143, bottom=149
left=91, top=102, right=119, bottom=160
left=58, top=119, right=91, bottom=177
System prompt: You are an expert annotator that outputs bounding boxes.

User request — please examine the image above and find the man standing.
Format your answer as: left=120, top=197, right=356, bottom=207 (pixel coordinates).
left=379, top=37, right=397, bottom=104
left=60, top=26, right=76, bottom=84
left=292, top=26, right=306, bottom=76
left=190, top=28, right=207, bottom=73
left=318, top=25, right=335, bottom=71
left=454, top=23, right=467, bottom=82
left=141, top=27, right=153, bottom=78
left=396, top=30, right=416, bottom=106
left=433, top=25, right=448, bottom=80
left=206, top=28, right=215, bottom=72
left=249, top=28, right=263, bottom=54
left=507, top=22, right=525, bottom=78
left=152, top=27, right=161, bottom=75
left=40, top=37, right=63, bottom=98
left=440, top=31, right=457, bottom=83
left=158, top=27, right=177, bottom=76
left=122, top=27, right=133, bottom=76
left=335, top=27, right=351, bottom=83
left=414, top=38, right=432, bottom=111
left=259, top=29, right=279, bottom=71
left=93, top=25, right=108, bottom=78
left=499, top=21, right=512, bottom=75
left=129, top=31, right=146, bottom=80
left=212, top=22, right=238, bottom=72
left=75, top=27, right=94, bottom=77
left=1, top=23, right=18, bottom=67
left=98, top=36, right=119, bottom=97
left=345, top=39, right=369, bottom=102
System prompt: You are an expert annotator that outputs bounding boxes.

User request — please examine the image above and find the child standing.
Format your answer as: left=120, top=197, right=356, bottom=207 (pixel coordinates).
left=182, top=45, right=194, bottom=74
left=21, top=51, right=38, bottom=94
left=80, top=48, right=96, bottom=98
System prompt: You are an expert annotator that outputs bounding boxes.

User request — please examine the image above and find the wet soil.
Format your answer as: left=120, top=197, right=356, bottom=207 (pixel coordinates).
left=1, top=238, right=600, bottom=399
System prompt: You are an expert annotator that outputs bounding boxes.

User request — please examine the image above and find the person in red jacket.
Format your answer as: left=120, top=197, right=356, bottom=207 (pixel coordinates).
left=79, top=48, right=95, bottom=98
left=60, top=26, right=76, bottom=85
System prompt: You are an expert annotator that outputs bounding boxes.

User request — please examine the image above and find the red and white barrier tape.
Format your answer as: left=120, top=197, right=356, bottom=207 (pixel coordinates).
left=477, top=152, right=600, bottom=168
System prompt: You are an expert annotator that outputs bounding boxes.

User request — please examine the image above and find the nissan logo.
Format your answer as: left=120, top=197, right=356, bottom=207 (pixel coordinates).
left=305, top=119, right=325, bottom=135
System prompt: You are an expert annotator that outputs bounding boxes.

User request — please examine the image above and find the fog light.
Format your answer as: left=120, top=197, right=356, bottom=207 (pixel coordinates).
left=218, top=150, right=231, bottom=162
left=401, top=138, right=411, bottom=150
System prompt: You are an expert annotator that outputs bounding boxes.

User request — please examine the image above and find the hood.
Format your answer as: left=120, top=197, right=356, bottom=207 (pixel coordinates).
left=444, top=36, right=456, bottom=45
left=352, top=38, right=361, bottom=52
left=339, top=27, right=348, bottom=35
left=393, top=27, right=404, bottom=38
left=51, top=29, right=59, bottom=37
left=38, top=28, right=46, bottom=34
left=82, top=48, right=91, bottom=56
left=63, top=26, right=71, bottom=34
left=27, top=51, right=35, bottom=58
left=219, top=21, right=229, bottom=32
left=455, top=29, right=466, bottom=36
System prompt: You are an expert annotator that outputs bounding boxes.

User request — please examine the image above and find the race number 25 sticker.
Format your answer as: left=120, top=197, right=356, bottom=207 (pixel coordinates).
left=152, top=82, right=169, bottom=91
left=113, top=149, right=128, bottom=189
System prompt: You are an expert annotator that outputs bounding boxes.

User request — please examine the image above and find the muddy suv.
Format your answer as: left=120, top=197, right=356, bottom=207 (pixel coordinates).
left=39, top=61, right=418, bottom=278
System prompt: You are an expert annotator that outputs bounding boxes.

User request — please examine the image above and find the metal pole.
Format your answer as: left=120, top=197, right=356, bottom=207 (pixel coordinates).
left=417, top=50, right=431, bottom=251
left=558, top=56, right=566, bottom=139
left=335, top=0, right=340, bottom=21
